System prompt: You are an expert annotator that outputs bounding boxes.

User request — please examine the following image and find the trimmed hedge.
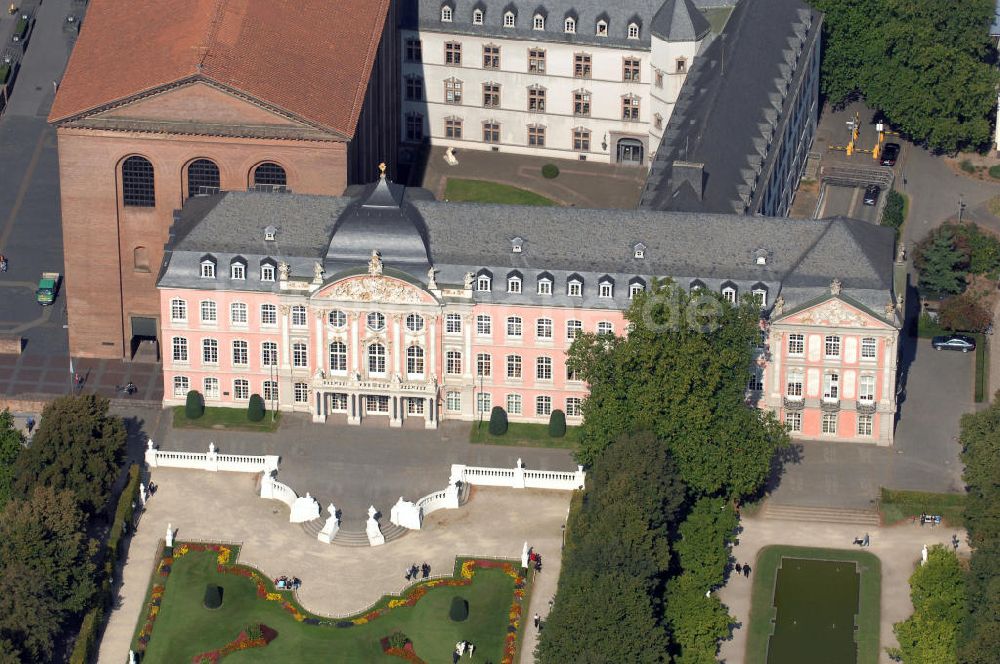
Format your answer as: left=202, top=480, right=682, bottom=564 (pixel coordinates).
left=548, top=409, right=567, bottom=438
left=204, top=584, right=223, bottom=609
left=449, top=596, right=469, bottom=622
left=68, top=607, right=102, bottom=664
left=541, top=163, right=560, bottom=179
left=247, top=394, right=265, bottom=422
left=488, top=406, right=508, bottom=436
left=989, top=165, right=1000, bottom=180
left=185, top=390, right=204, bottom=419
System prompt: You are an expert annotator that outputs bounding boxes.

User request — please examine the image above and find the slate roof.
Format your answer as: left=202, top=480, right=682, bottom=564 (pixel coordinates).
left=49, top=0, right=390, bottom=137
left=651, top=0, right=711, bottom=41
left=159, top=188, right=896, bottom=314
left=640, top=0, right=821, bottom=213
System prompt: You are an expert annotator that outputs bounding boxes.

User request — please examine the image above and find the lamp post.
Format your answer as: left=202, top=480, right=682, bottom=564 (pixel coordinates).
left=958, top=195, right=966, bottom=224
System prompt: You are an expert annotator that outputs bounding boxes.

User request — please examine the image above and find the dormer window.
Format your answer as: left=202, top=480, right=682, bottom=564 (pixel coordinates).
left=533, top=14, right=544, bottom=30
left=633, top=243, right=646, bottom=259
left=596, top=19, right=608, bottom=36
left=629, top=279, right=646, bottom=298
left=473, top=8, right=484, bottom=24
left=599, top=280, right=613, bottom=298
left=537, top=276, right=552, bottom=295
left=260, top=262, right=276, bottom=282
left=753, top=288, right=768, bottom=307
left=477, top=275, right=492, bottom=292
left=567, top=278, right=583, bottom=297
left=756, top=256, right=767, bottom=265
left=508, top=275, right=522, bottom=293
left=230, top=259, right=246, bottom=280
left=441, top=5, right=453, bottom=21
left=721, top=282, right=737, bottom=304
left=264, top=225, right=277, bottom=241
left=753, top=249, right=769, bottom=266
left=627, top=22, right=639, bottom=39
left=200, top=257, right=216, bottom=279
left=564, top=17, right=575, bottom=33
left=504, top=11, right=515, bottom=27
left=512, top=236, right=523, bottom=253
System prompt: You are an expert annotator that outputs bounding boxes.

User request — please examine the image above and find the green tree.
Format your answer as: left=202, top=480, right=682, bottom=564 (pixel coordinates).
left=488, top=406, right=508, bottom=435
left=938, top=294, right=992, bottom=333
left=880, top=190, right=905, bottom=237
left=917, top=229, right=965, bottom=295
left=247, top=394, right=265, bottom=422
left=185, top=390, right=204, bottom=419
left=568, top=281, right=787, bottom=498
left=548, top=409, right=566, bottom=437
left=953, top=223, right=1000, bottom=277
left=12, top=395, right=126, bottom=514
left=888, top=545, right=965, bottom=664
left=0, top=486, right=96, bottom=660
left=0, top=410, right=25, bottom=509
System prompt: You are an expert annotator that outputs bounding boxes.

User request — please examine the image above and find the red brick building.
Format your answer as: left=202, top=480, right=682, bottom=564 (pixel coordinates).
left=49, top=0, right=399, bottom=359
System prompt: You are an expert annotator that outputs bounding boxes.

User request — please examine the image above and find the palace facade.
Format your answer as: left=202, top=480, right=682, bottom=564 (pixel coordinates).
left=158, top=173, right=903, bottom=444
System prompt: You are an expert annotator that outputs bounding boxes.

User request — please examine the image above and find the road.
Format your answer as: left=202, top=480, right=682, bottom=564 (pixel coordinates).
left=819, top=183, right=878, bottom=222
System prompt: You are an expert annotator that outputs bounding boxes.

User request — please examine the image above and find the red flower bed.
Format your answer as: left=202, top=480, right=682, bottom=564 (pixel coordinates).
left=191, top=624, right=277, bottom=663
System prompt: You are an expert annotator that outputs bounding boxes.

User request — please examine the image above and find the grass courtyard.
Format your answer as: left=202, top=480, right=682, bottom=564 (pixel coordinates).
left=171, top=406, right=281, bottom=432
left=469, top=421, right=580, bottom=449
left=133, top=543, right=529, bottom=663
left=745, top=545, right=881, bottom=664
left=443, top=178, right=556, bottom=206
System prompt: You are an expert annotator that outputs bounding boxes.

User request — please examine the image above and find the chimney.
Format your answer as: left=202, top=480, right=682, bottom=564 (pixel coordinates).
left=670, top=161, right=704, bottom=201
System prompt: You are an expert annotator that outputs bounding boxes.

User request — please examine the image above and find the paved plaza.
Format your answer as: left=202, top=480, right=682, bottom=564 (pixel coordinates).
left=718, top=514, right=967, bottom=664
left=97, top=469, right=570, bottom=664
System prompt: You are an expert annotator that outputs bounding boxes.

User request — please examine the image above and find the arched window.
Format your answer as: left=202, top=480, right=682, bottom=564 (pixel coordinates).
left=441, top=4, right=453, bottom=21
left=122, top=156, right=155, bottom=207
left=564, top=17, right=576, bottom=33
left=407, top=345, right=425, bottom=375
left=503, top=11, right=515, bottom=27
left=329, top=341, right=347, bottom=372
left=133, top=246, right=150, bottom=272
left=533, top=14, right=545, bottom=30
left=473, top=8, right=484, bottom=24
left=627, top=22, right=639, bottom=39
left=368, top=343, right=386, bottom=374
left=187, top=159, right=220, bottom=198
left=596, top=19, right=608, bottom=36
left=252, top=162, right=287, bottom=190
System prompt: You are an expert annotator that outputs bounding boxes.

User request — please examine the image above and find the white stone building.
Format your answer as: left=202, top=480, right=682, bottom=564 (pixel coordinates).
left=400, top=0, right=717, bottom=166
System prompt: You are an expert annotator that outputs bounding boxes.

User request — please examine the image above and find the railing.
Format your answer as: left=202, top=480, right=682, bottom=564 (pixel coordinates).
left=820, top=398, right=841, bottom=412
left=144, top=441, right=278, bottom=474
left=856, top=400, right=877, bottom=415
left=782, top=396, right=805, bottom=410
left=453, top=461, right=585, bottom=491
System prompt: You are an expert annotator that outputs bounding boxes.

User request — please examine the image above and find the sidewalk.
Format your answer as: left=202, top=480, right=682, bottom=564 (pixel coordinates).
left=96, top=469, right=570, bottom=664
left=717, top=514, right=967, bottom=664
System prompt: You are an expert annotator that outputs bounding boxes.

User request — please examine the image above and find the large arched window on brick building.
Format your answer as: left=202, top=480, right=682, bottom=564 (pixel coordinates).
left=187, top=159, right=220, bottom=198
left=122, top=156, right=155, bottom=207
left=252, top=162, right=287, bottom=191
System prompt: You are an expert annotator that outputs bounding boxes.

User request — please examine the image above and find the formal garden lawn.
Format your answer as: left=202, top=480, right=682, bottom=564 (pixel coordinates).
left=133, top=543, right=529, bottom=663
left=746, top=545, right=881, bottom=664
left=443, top=178, right=556, bottom=206
left=171, top=406, right=281, bottom=432
left=469, top=421, right=579, bottom=449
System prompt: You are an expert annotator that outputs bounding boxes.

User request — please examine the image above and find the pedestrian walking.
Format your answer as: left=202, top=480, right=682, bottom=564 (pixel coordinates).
left=533, top=613, right=540, bottom=628
left=421, top=562, right=430, bottom=578
left=404, top=567, right=412, bottom=581
left=743, top=564, right=751, bottom=578
left=735, top=563, right=743, bottom=575
left=25, top=417, right=34, bottom=433
left=467, top=642, right=475, bottom=658
left=952, top=534, right=960, bottom=551
left=410, top=564, right=419, bottom=579
left=862, top=533, right=870, bottom=548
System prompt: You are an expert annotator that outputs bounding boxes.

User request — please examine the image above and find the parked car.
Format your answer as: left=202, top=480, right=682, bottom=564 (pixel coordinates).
left=863, top=184, right=880, bottom=206
left=931, top=334, right=976, bottom=353
left=880, top=142, right=901, bottom=167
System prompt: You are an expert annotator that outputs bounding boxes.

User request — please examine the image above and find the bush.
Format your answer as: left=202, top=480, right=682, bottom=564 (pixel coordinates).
left=185, top=390, right=204, bottom=419
left=880, top=190, right=905, bottom=237
left=960, top=159, right=976, bottom=173
left=488, top=406, right=508, bottom=436
left=68, top=607, right=102, bottom=664
left=204, top=584, right=223, bottom=609
left=548, top=409, right=567, bottom=438
left=541, top=163, right=560, bottom=179
left=247, top=394, right=265, bottom=422
left=939, top=294, right=992, bottom=333
left=388, top=631, right=409, bottom=649
left=449, top=596, right=469, bottom=622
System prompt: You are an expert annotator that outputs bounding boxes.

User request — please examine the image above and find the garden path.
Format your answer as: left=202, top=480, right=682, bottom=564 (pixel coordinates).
left=97, top=469, right=569, bottom=664
left=717, top=513, right=967, bottom=664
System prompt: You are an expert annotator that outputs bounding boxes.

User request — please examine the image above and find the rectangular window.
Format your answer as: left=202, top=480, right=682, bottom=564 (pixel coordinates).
left=859, top=374, right=875, bottom=402
left=262, top=341, right=278, bottom=367
left=172, top=337, right=188, bottom=362
left=291, top=305, right=307, bottom=327
left=622, top=96, right=640, bottom=121
left=536, top=318, right=553, bottom=339
left=573, top=91, right=590, bottom=116
left=445, top=42, right=462, bottom=65
left=528, top=88, right=545, bottom=112
left=445, top=118, right=463, bottom=138
left=477, top=392, right=492, bottom=414
left=261, top=264, right=275, bottom=281
left=527, top=125, right=545, bottom=147
left=445, top=313, right=462, bottom=334
left=405, top=76, right=423, bottom=101
left=445, top=79, right=463, bottom=104
left=536, top=395, right=552, bottom=416
left=170, top=299, right=187, bottom=322
left=785, top=411, right=801, bottom=432
left=294, top=382, right=309, bottom=404
left=599, top=282, right=613, bottom=298
left=788, top=333, right=804, bottom=355
left=825, top=335, right=841, bottom=358
left=747, top=371, right=763, bottom=391
left=566, top=397, right=582, bottom=417
left=537, top=279, right=552, bottom=295
left=406, top=38, right=422, bottom=62
left=292, top=343, right=308, bottom=368
left=446, top=351, right=462, bottom=375
left=507, top=393, right=522, bottom=415
left=786, top=371, right=803, bottom=397
left=536, top=357, right=552, bottom=380
left=483, top=122, right=500, bottom=143
left=508, top=277, right=521, bottom=293
left=203, top=377, right=219, bottom=399
left=506, top=355, right=522, bottom=379
left=261, top=304, right=277, bottom=326
left=173, top=376, right=189, bottom=397
left=263, top=380, right=278, bottom=402
left=573, top=128, right=590, bottom=151
left=506, top=316, right=522, bottom=337
left=823, top=373, right=840, bottom=399
left=861, top=337, right=877, bottom=359
left=566, top=320, right=583, bottom=340
left=857, top=414, right=873, bottom=436
left=567, top=281, right=582, bottom=297
left=202, top=339, right=218, bottom=364
left=201, top=261, right=216, bottom=279
left=232, top=379, right=249, bottom=400
left=822, top=413, right=838, bottom=434
left=476, top=353, right=491, bottom=377
left=200, top=300, right=217, bottom=323
left=574, top=53, right=591, bottom=78
left=446, top=391, right=462, bottom=411
left=232, top=340, right=248, bottom=366
left=528, top=48, right=545, bottom=73
left=483, top=44, right=500, bottom=69
left=483, top=83, right=500, bottom=108
left=623, top=57, right=641, bottom=81
left=405, top=113, right=424, bottom=141
left=230, top=303, right=248, bottom=325
left=231, top=263, right=245, bottom=280
left=476, top=315, right=492, bottom=335
left=566, top=365, right=579, bottom=381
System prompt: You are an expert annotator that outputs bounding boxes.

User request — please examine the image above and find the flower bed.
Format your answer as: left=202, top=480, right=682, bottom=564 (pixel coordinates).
left=191, top=623, right=278, bottom=663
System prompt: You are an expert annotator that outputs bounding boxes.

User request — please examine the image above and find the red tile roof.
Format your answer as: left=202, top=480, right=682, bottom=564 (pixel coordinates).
left=49, top=0, right=390, bottom=137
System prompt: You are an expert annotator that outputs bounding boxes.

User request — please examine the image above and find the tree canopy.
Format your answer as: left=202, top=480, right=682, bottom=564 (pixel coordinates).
left=0, top=410, right=24, bottom=510
left=13, top=394, right=126, bottom=514
left=812, top=0, right=998, bottom=152
left=915, top=228, right=966, bottom=296
left=567, top=280, right=787, bottom=499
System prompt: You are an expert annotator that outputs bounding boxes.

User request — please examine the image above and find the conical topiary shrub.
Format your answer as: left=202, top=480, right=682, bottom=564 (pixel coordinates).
left=203, top=584, right=223, bottom=609
left=488, top=406, right=508, bottom=436
left=449, top=596, right=469, bottom=622
left=185, top=390, right=204, bottom=419
left=548, top=409, right=566, bottom=437
left=247, top=394, right=265, bottom=422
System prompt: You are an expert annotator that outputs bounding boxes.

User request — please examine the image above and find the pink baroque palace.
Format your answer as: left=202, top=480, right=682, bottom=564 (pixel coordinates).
left=158, top=171, right=904, bottom=444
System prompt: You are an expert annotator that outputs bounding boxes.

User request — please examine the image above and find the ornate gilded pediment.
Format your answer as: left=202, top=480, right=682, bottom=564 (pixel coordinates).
left=316, top=276, right=431, bottom=305
left=781, top=298, right=892, bottom=329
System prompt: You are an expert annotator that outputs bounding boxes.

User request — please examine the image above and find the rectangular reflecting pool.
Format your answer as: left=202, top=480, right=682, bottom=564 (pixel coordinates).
left=767, top=557, right=860, bottom=664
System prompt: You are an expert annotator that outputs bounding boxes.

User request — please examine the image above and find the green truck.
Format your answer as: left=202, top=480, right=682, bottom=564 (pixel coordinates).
left=35, top=272, right=60, bottom=305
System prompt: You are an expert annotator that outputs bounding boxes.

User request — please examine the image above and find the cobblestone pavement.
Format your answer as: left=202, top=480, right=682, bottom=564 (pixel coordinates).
left=718, top=513, right=967, bottom=664
left=97, top=469, right=570, bottom=664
